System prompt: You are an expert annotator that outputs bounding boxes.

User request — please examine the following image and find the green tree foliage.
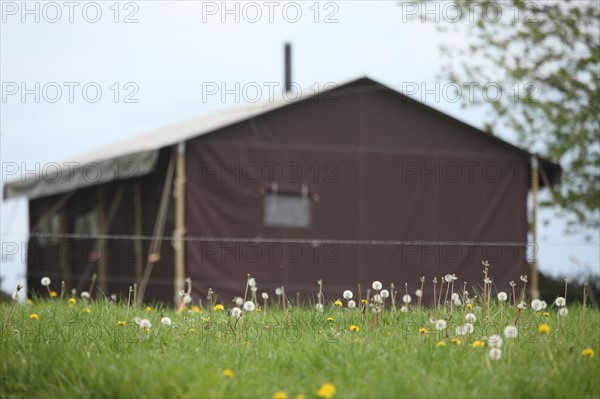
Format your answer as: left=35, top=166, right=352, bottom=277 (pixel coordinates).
left=410, top=0, right=599, bottom=229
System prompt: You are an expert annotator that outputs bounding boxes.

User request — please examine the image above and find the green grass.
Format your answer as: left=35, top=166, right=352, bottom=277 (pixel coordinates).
left=1, top=297, right=599, bottom=398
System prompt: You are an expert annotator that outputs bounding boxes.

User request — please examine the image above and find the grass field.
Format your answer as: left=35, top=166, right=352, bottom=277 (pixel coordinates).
left=1, top=281, right=599, bottom=398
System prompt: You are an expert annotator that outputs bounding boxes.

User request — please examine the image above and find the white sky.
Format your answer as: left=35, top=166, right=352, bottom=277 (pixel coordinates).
left=1, top=1, right=598, bottom=295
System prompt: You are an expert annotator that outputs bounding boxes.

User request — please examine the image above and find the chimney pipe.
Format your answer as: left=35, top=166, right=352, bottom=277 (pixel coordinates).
left=284, top=43, right=292, bottom=93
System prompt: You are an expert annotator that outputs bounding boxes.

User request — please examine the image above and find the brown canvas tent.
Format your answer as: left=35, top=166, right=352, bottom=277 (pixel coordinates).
left=4, top=77, right=561, bottom=304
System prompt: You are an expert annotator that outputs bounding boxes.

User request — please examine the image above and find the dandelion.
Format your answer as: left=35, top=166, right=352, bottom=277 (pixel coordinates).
left=455, top=326, right=465, bottom=336
left=192, top=305, right=201, bottom=313
left=189, top=328, right=196, bottom=333
left=117, top=321, right=126, bottom=326
left=41, top=277, right=51, bottom=286
left=520, top=275, right=528, bottom=283
left=531, top=299, right=543, bottom=311
left=488, top=335, right=503, bottom=348
left=402, top=294, right=411, bottom=304
left=139, top=319, right=151, bottom=329
left=539, top=323, right=550, bottom=334
left=558, top=307, right=569, bottom=317
left=222, top=369, right=235, bottom=379
left=444, top=274, right=453, bottom=283
left=248, top=277, right=256, bottom=287
left=465, top=313, right=476, bottom=323
left=517, top=302, right=526, bottom=310
left=347, top=300, right=356, bottom=308
left=29, top=313, right=39, bottom=320
left=146, top=306, right=152, bottom=312
left=504, top=325, right=518, bottom=339
left=419, top=327, right=428, bottom=334
left=49, top=291, right=57, bottom=298
left=451, top=292, right=460, bottom=302
left=343, top=290, right=353, bottom=300
left=472, top=340, right=485, bottom=348
left=251, top=287, right=257, bottom=292
left=316, top=382, right=336, bottom=399
left=161, top=317, right=172, bottom=326
left=327, top=317, right=334, bottom=322
left=275, top=288, right=283, bottom=296
left=183, top=294, right=192, bottom=304
left=350, top=325, right=359, bottom=332
left=555, top=297, right=566, bottom=307
left=463, top=323, right=474, bottom=334
left=497, top=292, right=508, bottom=301
left=334, top=300, right=343, bottom=307
left=133, top=317, right=141, bottom=325
left=69, top=298, right=76, bottom=304
left=243, top=301, right=256, bottom=312
left=450, top=338, right=461, bottom=345
left=466, top=303, right=473, bottom=310
left=372, top=281, right=382, bottom=291
left=435, top=319, right=447, bottom=330
left=262, top=292, right=269, bottom=300
left=214, top=304, right=225, bottom=311
left=315, top=303, right=324, bottom=312
left=543, top=312, right=550, bottom=317
left=80, top=291, right=90, bottom=300
left=83, top=307, right=91, bottom=313
left=231, top=307, right=242, bottom=318
left=541, top=300, right=548, bottom=310
left=400, top=305, right=408, bottom=313
left=372, top=295, right=382, bottom=303
left=489, top=348, right=502, bottom=360
left=380, top=289, right=390, bottom=299
left=273, top=391, right=288, bottom=399
left=26, top=299, right=33, bottom=305
left=415, top=289, right=423, bottom=298
left=581, top=348, right=594, bottom=358
left=436, top=341, right=446, bottom=347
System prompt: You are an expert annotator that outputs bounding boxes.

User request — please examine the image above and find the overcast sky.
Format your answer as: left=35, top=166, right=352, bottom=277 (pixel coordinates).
left=1, top=1, right=598, bottom=295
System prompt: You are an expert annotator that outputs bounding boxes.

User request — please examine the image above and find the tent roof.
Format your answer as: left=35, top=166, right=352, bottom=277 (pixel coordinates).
left=3, top=76, right=561, bottom=200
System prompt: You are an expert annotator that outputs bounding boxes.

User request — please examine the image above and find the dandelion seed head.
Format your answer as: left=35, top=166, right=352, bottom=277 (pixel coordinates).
left=343, top=290, right=353, bottom=300
left=402, top=294, right=412, bottom=304
left=235, top=297, right=244, bottom=306
left=444, top=274, right=453, bottom=283
left=488, top=334, right=503, bottom=348
left=559, top=307, right=569, bottom=317
left=372, top=281, right=382, bottom=291
left=183, top=294, right=192, bottom=304
left=531, top=299, right=543, bottom=311
left=489, top=348, right=502, bottom=360
left=400, top=305, right=408, bottom=313
left=80, top=291, right=90, bottom=300
left=139, top=319, right=151, bottom=329
left=517, top=301, right=526, bottom=310
left=231, top=307, right=242, bottom=318
left=262, top=292, right=269, bottom=300
left=41, top=277, right=51, bottom=287
left=347, top=300, right=356, bottom=308
left=315, top=303, right=324, bottom=312
left=380, top=289, right=390, bottom=299
left=161, top=317, right=172, bottom=326
left=504, top=325, right=518, bottom=339
left=248, top=277, right=256, bottom=288
left=541, top=300, right=547, bottom=310
left=435, top=319, right=447, bottom=331
left=243, top=301, right=256, bottom=312
left=415, top=289, right=423, bottom=298
left=451, top=293, right=460, bottom=301
left=275, top=288, right=283, bottom=296
left=555, top=297, right=566, bottom=307
left=372, top=294, right=382, bottom=303
left=463, top=323, right=474, bottom=334
left=465, top=313, right=476, bottom=323
left=497, top=292, right=508, bottom=301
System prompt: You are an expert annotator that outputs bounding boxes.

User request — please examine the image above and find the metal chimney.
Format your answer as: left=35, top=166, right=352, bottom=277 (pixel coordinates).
left=284, top=43, right=292, bottom=93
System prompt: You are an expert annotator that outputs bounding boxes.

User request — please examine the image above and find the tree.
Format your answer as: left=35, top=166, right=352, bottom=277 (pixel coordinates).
left=409, top=0, right=599, bottom=230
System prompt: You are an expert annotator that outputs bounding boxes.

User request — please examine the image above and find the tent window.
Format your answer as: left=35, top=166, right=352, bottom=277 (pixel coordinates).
left=264, top=191, right=311, bottom=228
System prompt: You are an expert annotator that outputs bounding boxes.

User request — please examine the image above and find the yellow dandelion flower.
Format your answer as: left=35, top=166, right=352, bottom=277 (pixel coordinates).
left=222, top=369, right=235, bottom=379
left=29, top=313, right=39, bottom=320
left=146, top=306, right=152, bottom=312
left=450, top=338, right=461, bottom=345
left=202, top=317, right=210, bottom=322
left=26, top=299, right=33, bottom=305
left=257, top=307, right=262, bottom=313
left=69, top=298, right=76, bottom=304
left=327, top=317, right=335, bottom=322
left=350, top=325, right=359, bottom=332
left=472, top=340, right=485, bottom=348
left=361, top=299, right=368, bottom=305
left=117, top=321, right=126, bottom=326
left=273, top=391, right=288, bottom=399
left=543, top=312, right=550, bottom=317
left=192, top=305, right=201, bottom=313
left=317, top=382, right=336, bottom=399
left=581, top=348, right=595, bottom=358
left=539, top=323, right=550, bottom=335
left=50, top=291, right=58, bottom=298
left=419, top=327, right=427, bottom=334
left=466, top=303, right=473, bottom=310
left=189, top=328, right=196, bottom=333
left=436, top=341, right=446, bottom=347
left=214, top=304, right=224, bottom=311
left=83, top=307, right=91, bottom=313
left=334, top=300, right=343, bottom=307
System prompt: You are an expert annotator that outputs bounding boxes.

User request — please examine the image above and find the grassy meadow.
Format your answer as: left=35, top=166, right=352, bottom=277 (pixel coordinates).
left=1, top=279, right=599, bottom=399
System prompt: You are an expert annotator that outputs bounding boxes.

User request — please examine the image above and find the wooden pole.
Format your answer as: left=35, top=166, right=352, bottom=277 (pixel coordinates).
left=134, top=180, right=144, bottom=289
left=530, top=158, right=539, bottom=299
left=174, top=143, right=186, bottom=305
left=137, top=149, right=177, bottom=304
